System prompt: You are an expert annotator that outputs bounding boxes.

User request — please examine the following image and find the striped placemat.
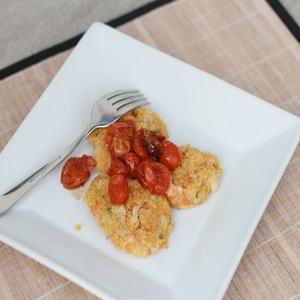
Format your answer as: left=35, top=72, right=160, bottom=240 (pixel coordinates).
left=0, top=0, right=299, bottom=299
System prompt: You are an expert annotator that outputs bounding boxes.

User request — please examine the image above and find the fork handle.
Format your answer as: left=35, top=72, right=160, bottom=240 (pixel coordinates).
left=0, top=125, right=94, bottom=216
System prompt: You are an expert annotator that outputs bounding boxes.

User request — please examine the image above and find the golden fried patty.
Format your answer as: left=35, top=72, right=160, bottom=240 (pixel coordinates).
left=87, top=106, right=168, bottom=172
left=165, top=145, right=222, bottom=209
left=84, top=174, right=173, bottom=257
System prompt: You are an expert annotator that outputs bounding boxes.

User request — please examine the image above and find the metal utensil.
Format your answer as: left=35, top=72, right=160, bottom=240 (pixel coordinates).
left=0, top=89, right=149, bottom=215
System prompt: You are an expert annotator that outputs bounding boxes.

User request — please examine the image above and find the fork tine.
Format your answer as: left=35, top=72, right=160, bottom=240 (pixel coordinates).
left=117, top=98, right=150, bottom=115
left=108, top=91, right=142, bottom=105
left=105, top=89, right=140, bottom=101
left=107, top=89, right=149, bottom=111
left=113, top=94, right=146, bottom=107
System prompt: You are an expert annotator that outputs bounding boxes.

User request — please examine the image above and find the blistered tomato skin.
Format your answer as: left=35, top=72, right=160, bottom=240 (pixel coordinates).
left=137, top=159, right=170, bottom=194
left=136, top=128, right=164, bottom=161
left=135, top=158, right=154, bottom=189
left=61, top=155, right=97, bottom=189
left=132, top=138, right=150, bottom=159
left=124, top=152, right=141, bottom=178
left=108, top=174, right=129, bottom=205
left=159, top=140, right=182, bottom=170
left=108, top=158, right=128, bottom=177
left=105, top=121, right=136, bottom=158
left=100, top=122, right=181, bottom=203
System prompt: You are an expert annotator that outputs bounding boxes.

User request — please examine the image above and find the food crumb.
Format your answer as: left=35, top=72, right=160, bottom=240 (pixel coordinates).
left=74, top=224, right=82, bottom=232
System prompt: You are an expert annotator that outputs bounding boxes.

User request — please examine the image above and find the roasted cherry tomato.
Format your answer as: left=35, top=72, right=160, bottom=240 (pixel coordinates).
left=108, top=158, right=128, bottom=177
left=136, top=128, right=164, bottom=161
left=61, top=155, right=97, bottom=189
left=132, top=138, right=150, bottom=159
left=132, top=158, right=152, bottom=189
left=141, top=128, right=162, bottom=160
left=105, top=121, right=135, bottom=158
left=124, top=152, right=141, bottom=178
left=136, top=159, right=170, bottom=194
left=159, top=140, right=182, bottom=170
left=108, top=174, right=129, bottom=205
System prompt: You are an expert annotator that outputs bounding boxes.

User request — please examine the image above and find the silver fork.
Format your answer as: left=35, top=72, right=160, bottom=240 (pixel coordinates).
left=0, top=89, right=149, bottom=215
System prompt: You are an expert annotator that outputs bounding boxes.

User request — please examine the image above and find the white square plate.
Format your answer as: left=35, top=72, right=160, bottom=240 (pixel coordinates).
left=0, top=23, right=299, bottom=300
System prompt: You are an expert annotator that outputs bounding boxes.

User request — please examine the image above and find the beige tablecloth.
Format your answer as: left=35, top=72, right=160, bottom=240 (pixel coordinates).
left=0, top=0, right=299, bottom=299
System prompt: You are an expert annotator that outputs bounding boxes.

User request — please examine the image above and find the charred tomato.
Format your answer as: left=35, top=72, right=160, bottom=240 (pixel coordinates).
left=61, top=155, right=97, bottom=189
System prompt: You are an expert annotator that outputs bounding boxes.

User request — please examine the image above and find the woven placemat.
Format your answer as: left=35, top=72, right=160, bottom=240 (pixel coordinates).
left=0, top=0, right=299, bottom=299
